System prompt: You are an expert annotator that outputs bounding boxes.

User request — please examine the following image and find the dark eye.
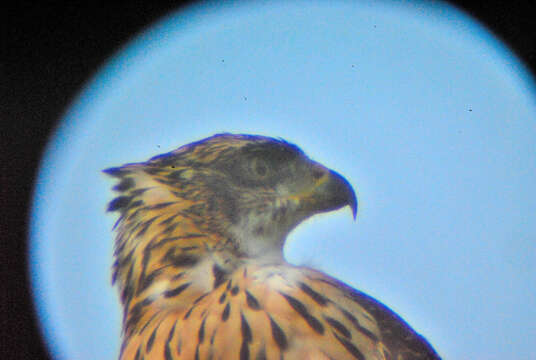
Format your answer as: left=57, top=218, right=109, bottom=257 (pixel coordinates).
left=251, top=158, right=269, bottom=178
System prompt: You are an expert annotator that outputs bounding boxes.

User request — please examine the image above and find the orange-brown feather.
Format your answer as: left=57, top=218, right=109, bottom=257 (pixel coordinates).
left=105, top=134, right=440, bottom=360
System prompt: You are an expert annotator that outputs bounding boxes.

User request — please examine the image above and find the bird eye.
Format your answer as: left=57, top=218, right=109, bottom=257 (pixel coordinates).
left=251, top=158, right=269, bottom=178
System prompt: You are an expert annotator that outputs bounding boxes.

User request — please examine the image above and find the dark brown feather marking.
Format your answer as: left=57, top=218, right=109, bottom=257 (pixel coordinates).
left=113, top=177, right=135, bottom=191
left=148, top=201, right=177, bottom=210
left=164, top=282, right=191, bottom=298
left=241, top=312, right=252, bottom=343
left=184, top=306, right=194, bottom=320
left=240, top=312, right=252, bottom=360
left=103, top=166, right=128, bottom=177
left=139, top=312, right=158, bottom=334
left=126, top=207, right=143, bottom=222
left=139, top=246, right=152, bottom=285
left=172, top=272, right=185, bottom=280
left=245, top=291, right=261, bottom=310
left=269, top=316, right=288, bottom=350
left=108, top=196, right=133, bottom=212
left=125, top=297, right=154, bottom=332
left=212, top=264, right=227, bottom=289
left=119, top=341, right=127, bottom=360
left=167, top=322, right=176, bottom=343
left=162, top=223, right=180, bottom=234
left=280, top=293, right=324, bottom=334
left=159, top=213, right=180, bottom=225
left=112, top=214, right=124, bottom=230
left=198, top=317, right=206, bottom=343
left=130, top=188, right=150, bottom=197
left=146, top=325, right=158, bottom=353
left=240, top=341, right=250, bottom=360
left=222, top=303, right=231, bottom=321
left=162, top=250, right=199, bottom=268
left=210, top=329, right=217, bottom=345
left=340, top=308, right=378, bottom=342
left=324, top=316, right=351, bottom=339
left=137, top=217, right=156, bottom=237
left=164, top=343, right=172, bottom=360
left=134, top=346, right=141, bottom=360
left=194, top=293, right=209, bottom=304
left=127, top=200, right=144, bottom=211
left=299, top=282, right=328, bottom=306
left=121, top=282, right=133, bottom=306
left=333, top=331, right=365, bottom=360
left=138, top=268, right=164, bottom=294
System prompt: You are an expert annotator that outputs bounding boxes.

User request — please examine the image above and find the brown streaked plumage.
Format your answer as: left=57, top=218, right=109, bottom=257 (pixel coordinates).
left=104, top=133, right=440, bottom=360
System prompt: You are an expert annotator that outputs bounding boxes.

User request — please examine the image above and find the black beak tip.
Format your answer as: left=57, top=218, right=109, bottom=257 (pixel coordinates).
left=349, top=191, right=358, bottom=220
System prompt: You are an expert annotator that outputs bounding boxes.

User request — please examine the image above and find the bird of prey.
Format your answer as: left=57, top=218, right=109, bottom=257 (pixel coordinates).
left=104, top=133, right=440, bottom=360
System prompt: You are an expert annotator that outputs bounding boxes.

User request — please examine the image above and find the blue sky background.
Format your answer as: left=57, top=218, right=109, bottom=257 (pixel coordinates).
left=30, top=1, right=536, bottom=359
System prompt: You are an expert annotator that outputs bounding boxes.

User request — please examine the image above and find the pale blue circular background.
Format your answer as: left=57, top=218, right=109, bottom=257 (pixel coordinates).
left=30, top=1, right=536, bottom=359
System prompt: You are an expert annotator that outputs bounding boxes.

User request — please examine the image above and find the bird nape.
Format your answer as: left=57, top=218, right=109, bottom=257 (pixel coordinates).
left=104, top=133, right=440, bottom=360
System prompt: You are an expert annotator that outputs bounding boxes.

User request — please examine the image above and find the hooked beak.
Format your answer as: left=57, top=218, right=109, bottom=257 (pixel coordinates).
left=298, top=166, right=358, bottom=220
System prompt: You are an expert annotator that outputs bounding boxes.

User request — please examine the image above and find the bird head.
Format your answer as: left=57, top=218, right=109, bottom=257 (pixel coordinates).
left=105, top=134, right=357, bottom=263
